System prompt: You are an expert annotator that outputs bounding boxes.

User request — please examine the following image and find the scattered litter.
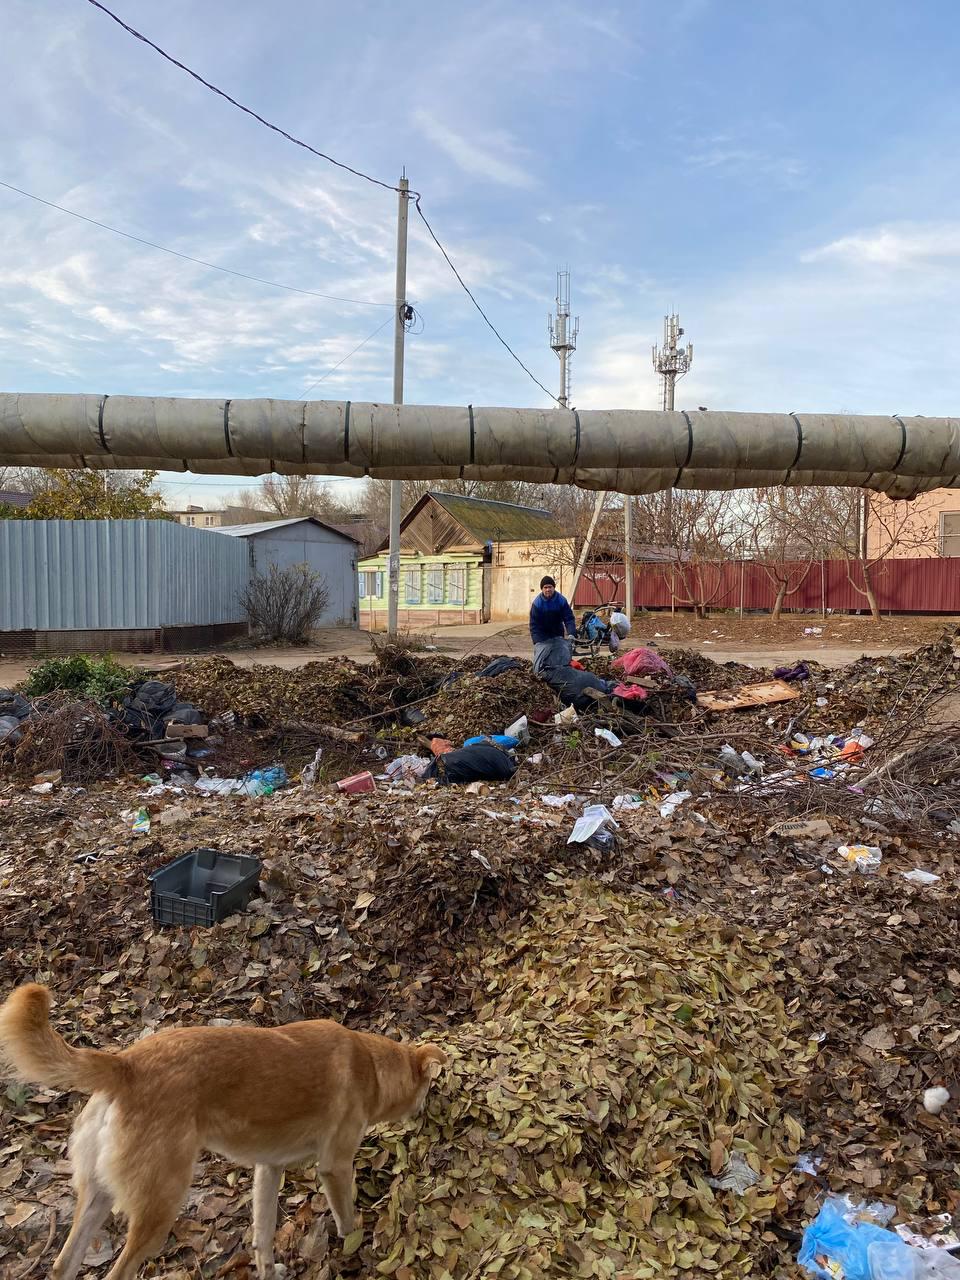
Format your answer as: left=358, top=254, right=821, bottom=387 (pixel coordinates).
left=426, top=744, right=518, bottom=786
left=567, top=804, right=618, bottom=845
left=698, top=679, right=801, bottom=711
left=594, top=727, right=622, bottom=748
left=769, top=818, right=835, bottom=840
left=902, top=868, right=941, bottom=885
left=149, top=848, right=261, bottom=927
left=120, top=807, right=151, bottom=834
left=612, top=794, right=645, bottom=811
left=504, top=715, right=529, bottom=744
left=336, top=770, right=376, bottom=795
left=805, top=626, right=824, bottom=635
left=300, top=747, right=323, bottom=786
left=923, top=1087, right=950, bottom=1115
left=554, top=704, right=578, bottom=726
left=658, top=790, right=692, bottom=819
left=798, top=1196, right=904, bottom=1280
left=29, top=781, right=55, bottom=794
left=838, top=844, right=883, bottom=873
left=463, top=734, right=520, bottom=749
left=384, top=755, right=430, bottom=784
left=742, top=750, right=765, bottom=774
left=542, top=794, right=578, bottom=807
left=816, top=696, right=829, bottom=706
left=795, top=1152, right=824, bottom=1175
left=894, top=1215, right=960, bottom=1252
left=707, top=1152, right=760, bottom=1193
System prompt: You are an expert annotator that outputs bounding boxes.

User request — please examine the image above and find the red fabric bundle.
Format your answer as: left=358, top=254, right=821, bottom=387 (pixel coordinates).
left=612, top=646, right=672, bottom=678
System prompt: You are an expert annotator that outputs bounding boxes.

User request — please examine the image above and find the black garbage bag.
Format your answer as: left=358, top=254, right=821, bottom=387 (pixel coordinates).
left=166, top=701, right=204, bottom=726
left=426, top=743, right=518, bottom=785
left=0, top=689, right=32, bottom=721
left=114, top=680, right=179, bottom=739
left=541, top=667, right=614, bottom=712
left=478, top=656, right=524, bottom=678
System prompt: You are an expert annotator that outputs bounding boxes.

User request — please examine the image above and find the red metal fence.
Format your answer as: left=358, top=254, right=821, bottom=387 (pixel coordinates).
left=573, top=558, right=960, bottom=615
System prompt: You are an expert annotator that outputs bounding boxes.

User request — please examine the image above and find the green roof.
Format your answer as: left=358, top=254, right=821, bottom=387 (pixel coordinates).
left=428, top=492, right=560, bottom=543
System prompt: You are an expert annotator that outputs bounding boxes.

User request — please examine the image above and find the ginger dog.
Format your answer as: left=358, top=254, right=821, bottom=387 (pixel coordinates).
left=0, top=983, right=446, bottom=1280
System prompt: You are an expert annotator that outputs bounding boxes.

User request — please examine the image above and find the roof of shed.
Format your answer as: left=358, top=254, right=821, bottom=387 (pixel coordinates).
left=216, top=516, right=362, bottom=542
left=374, top=491, right=562, bottom=553
left=429, top=492, right=560, bottom=542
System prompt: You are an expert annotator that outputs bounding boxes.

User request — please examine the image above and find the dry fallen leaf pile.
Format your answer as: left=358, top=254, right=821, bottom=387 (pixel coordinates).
left=354, top=884, right=812, bottom=1280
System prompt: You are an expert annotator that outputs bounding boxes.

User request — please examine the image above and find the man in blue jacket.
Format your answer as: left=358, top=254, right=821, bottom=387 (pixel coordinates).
left=529, top=576, right=577, bottom=675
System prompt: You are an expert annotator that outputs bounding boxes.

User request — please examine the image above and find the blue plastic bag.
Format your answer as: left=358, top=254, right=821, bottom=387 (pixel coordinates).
left=463, top=735, right=519, bottom=749
left=798, top=1198, right=914, bottom=1279
left=242, top=765, right=289, bottom=796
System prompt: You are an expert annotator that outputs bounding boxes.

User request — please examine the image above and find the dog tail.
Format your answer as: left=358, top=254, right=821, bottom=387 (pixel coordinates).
left=0, top=984, right=128, bottom=1095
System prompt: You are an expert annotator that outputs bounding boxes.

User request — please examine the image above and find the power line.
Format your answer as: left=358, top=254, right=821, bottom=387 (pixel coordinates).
left=297, top=313, right=394, bottom=398
left=413, top=197, right=559, bottom=402
left=84, top=0, right=560, bottom=404
left=86, top=0, right=400, bottom=195
left=0, top=179, right=392, bottom=307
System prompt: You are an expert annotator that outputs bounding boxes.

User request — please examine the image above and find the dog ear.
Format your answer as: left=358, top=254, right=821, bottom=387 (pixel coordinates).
left=416, top=1045, right=447, bottom=1081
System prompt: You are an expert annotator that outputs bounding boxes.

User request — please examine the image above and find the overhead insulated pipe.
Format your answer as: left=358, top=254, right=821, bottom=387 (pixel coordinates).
left=1, top=393, right=958, bottom=498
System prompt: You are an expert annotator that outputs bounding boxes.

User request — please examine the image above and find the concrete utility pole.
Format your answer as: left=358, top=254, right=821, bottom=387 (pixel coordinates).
left=652, top=313, right=694, bottom=543
left=623, top=496, right=633, bottom=618
left=548, top=270, right=579, bottom=410
left=386, top=175, right=410, bottom=637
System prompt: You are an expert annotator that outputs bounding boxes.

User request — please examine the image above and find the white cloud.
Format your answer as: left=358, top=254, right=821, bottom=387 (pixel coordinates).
left=802, top=223, right=960, bottom=268
left=413, top=110, right=536, bottom=189
left=686, top=136, right=805, bottom=190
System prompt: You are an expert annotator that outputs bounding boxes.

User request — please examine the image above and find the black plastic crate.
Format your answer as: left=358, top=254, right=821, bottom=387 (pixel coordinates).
left=149, top=848, right=261, bottom=926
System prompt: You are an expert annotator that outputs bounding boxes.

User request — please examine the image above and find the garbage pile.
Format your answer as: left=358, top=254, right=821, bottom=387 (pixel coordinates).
left=2, top=632, right=960, bottom=1276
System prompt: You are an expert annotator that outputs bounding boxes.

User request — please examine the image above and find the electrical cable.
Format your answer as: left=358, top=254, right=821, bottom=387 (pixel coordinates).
left=84, top=0, right=561, bottom=404
left=413, top=195, right=558, bottom=402
left=0, top=179, right=393, bottom=307
left=86, top=0, right=400, bottom=194
left=296, top=312, right=394, bottom=398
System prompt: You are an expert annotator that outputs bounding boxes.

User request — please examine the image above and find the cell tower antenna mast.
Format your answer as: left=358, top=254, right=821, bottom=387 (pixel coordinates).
left=548, top=269, right=579, bottom=409
left=652, top=313, right=693, bottom=412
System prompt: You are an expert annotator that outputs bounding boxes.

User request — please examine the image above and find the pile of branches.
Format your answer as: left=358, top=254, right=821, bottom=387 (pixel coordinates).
left=4, top=693, right=137, bottom=783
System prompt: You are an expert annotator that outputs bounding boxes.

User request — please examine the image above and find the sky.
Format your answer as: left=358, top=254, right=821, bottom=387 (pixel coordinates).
left=3, top=0, right=960, bottom=508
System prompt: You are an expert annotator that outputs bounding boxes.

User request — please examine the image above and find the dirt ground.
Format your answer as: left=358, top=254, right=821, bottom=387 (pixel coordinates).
left=631, top=610, right=959, bottom=650
left=1, top=613, right=955, bottom=689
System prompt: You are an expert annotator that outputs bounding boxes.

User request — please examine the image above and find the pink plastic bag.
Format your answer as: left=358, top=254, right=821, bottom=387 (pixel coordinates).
left=612, top=646, right=672, bottom=678
left=612, top=683, right=648, bottom=701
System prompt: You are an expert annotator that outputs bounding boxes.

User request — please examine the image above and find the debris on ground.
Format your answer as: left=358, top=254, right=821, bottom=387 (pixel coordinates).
left=2, top=630, right=960, bottom=1276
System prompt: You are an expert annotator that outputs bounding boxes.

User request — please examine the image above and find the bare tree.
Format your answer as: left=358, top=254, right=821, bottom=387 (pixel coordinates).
left=741, top=488, right=817, bottom=620
left=806, top=487, right=937, bottom=620
left=654, top=490, right=739, bottom=618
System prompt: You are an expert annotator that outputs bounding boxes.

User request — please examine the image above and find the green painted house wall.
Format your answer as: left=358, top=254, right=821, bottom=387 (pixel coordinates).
left=357, top=552, right=484, bottom=624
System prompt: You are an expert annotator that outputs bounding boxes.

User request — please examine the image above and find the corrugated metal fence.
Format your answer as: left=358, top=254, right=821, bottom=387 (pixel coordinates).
left=0, top=520, right=249, bottom=629
left=574, top=557, right=960, bottom=614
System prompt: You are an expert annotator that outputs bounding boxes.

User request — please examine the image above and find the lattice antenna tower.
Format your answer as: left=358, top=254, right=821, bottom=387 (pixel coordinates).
left=652, top=313, right=693, bottom=411
left=548, top=269, right=579, bottom=408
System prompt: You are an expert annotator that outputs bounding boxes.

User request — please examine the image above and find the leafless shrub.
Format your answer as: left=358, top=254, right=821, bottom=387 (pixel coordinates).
left=7, top=694, right=137, bottom=782
left=241, top=563, right=330, bottom=643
